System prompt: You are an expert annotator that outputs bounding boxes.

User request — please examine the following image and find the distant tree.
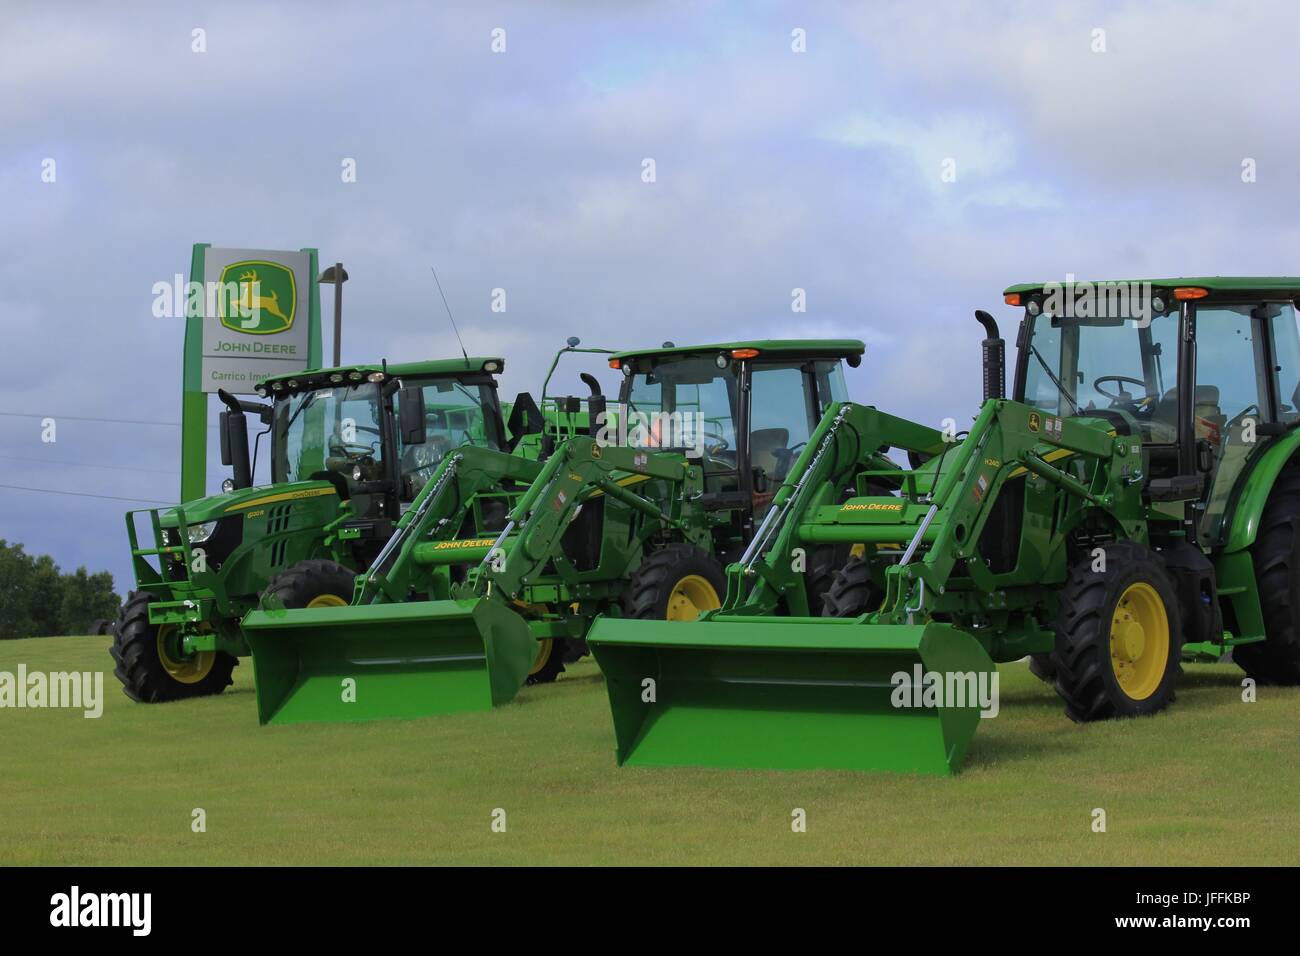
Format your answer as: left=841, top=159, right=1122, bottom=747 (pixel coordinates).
left=0, top=540, right=121, bottom=638
left=58, top=567, right=122, bottom=635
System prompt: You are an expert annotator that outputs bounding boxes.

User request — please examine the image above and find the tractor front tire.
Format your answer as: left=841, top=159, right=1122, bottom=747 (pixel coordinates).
left=1051, top=540, right=1183, bottom=722
left=821, top=556, right=881, bottom=617
left=1236, top=465, right=1300, bottom=684
left=623, top=544, right=726, bottom=623
left=111, top=591, right=237, bottom=703
left=262, top=559, right=357, bottom=611
left=526, top=638, right=569, bottom=685
left=1027, top=654, right=1057, bottom=683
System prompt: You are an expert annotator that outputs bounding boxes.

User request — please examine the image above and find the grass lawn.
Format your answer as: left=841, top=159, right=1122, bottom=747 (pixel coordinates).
left=1, top=634, right=1297, bottom=865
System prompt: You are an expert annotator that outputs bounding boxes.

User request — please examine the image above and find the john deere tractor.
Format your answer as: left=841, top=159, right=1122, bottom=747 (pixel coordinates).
left=589, top=278, right=1300, bottom=774
left=239, top=339, right=882, bottom=724
left=111, top=356, right=517, bottom=703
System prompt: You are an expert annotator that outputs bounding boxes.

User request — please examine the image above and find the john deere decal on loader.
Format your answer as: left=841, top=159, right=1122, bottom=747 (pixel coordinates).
left=240, top=340, right=884, bottom=724
left=590, top=279, right=1300, bottom=774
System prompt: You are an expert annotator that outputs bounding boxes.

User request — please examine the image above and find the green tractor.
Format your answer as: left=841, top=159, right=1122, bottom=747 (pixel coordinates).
left=111, top=355, right=521, bottom=703
left=589, top=278, right=1300, bottom=774
left=239, top=339, right=877, bottom=724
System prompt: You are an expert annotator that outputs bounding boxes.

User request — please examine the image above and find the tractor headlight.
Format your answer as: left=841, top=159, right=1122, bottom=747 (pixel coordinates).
left=187, top=520, right=218, bottom=544
left=221, top=478, right=236, bottom=493
left=352, top=465, right=364, bottom=481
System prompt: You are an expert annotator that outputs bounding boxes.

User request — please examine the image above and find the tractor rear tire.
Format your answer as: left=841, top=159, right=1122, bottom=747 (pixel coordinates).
left=1236, top=465, right=1300, bottom=684
left=1050, top=540, right=1183, bottom=722
left=820, top=556, right=881, bottom=617
left=262, top=559, right=357, bottom=611
left=526, top=638, right=569, bottom=685
left=623, top=543, right=726, bottom=623
left=110, top=591, right=237, bottom=703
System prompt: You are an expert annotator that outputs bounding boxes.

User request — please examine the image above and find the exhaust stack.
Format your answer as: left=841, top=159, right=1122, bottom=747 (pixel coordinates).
left=974, top=310, right=1005, bottom=402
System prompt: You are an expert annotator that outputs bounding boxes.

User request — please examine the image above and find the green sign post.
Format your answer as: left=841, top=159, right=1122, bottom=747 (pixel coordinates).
left=180, top=244, right=322, bottom=501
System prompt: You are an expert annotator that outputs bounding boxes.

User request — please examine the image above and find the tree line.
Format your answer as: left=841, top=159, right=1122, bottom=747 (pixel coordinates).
left=0, top=540, right=121, bottom=638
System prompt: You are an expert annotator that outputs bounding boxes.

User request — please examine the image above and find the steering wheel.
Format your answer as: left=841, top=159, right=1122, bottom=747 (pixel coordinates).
left=703, top=421, right=730, bottom=456
left=329, top=441, right=377, bottom=459
left=1093, top=375, right=1146, bottom=403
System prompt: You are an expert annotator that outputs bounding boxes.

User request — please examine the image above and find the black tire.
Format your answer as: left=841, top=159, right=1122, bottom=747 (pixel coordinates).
left=622, top=543, right=726, bottom=622
left=1051, top=540, right=1183, bottom=722
left=110, top=591, right=237, bottom=703
left=1235, top=466, right=1300, bottom=684
left=526, top=637, right=568, bottom=685
left=262, top=559, right=357, bottom=610
left=1027, top=653, right=1057, bottom=683
left=820, top=556, right=882, bottom=617
left=805, top=544, right=852, bottom=613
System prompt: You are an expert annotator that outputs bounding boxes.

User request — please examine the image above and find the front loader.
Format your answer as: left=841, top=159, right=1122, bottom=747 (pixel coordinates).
left=239, top=339, right=879, bottom=724
left=589, top=278, right=1300, bottom=774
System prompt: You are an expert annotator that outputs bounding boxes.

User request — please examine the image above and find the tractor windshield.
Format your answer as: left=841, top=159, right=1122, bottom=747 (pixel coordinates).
left=271, top=382, right=386, bottom=489
left=394, top=377, right=503, bottom=489
left=624, top=356, right=738, bottom=466
left=1021, top=311, right=1181, bottom=443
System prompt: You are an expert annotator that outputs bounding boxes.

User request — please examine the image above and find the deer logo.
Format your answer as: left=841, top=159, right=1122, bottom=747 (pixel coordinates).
left=218, top=260, right=297, bottom=334
left=236, top=269, right=289, bottom=328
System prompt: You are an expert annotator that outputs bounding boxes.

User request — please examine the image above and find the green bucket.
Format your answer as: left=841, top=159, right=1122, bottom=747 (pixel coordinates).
left=587, top=616, right=996, bottom=775
left=242, top=598, right=537, bottom=725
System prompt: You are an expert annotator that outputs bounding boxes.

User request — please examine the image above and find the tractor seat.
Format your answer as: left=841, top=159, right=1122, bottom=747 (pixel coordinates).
left=1148, top=386, right=1223, bottom=445
left=749, top=428, right=791, bottom=481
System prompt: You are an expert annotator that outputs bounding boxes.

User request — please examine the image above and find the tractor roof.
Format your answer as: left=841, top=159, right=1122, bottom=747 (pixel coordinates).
left=260, top=356, right=504, bottom=389
left=1003, top=277, right=1300, bottom=298
left=612, top=339, right=866, bottom=362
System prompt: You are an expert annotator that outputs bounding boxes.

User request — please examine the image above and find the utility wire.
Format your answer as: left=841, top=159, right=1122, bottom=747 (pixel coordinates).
left=0, top=453, right=177, bottom=476
left=0, top=411, right=219, bottom=429
left=0, top=483, right=172, bottom=505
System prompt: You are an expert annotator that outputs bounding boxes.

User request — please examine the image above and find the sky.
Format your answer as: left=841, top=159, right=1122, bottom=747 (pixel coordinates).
left=3, top=0, right=1299, bottom=594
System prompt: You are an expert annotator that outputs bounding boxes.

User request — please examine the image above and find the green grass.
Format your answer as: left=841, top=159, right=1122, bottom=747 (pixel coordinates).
left=2, top=635, right=1297, bottom=865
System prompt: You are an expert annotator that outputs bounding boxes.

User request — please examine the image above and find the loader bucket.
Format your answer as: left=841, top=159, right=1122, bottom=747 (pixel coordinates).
left=242, top=598, right=538, bottom=725
left=587, top=616, right=996, bottom=775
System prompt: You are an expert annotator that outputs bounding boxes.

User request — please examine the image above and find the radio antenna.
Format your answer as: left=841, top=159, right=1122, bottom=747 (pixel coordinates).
left=430, top=264, right=469, bottom=365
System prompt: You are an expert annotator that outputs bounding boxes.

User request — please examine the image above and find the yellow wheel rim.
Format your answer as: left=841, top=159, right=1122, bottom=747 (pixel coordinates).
left=530, top=639, right=554, bottom=676
left=156, top=624, right=215, bottom=685
left=1109, top=582, right=1170, bottom=700
left=306, top=594, right=348, bottom=609
left=665, top=574, right=721, bottom=622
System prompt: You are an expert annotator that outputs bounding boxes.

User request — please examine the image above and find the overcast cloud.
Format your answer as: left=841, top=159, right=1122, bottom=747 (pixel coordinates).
left=2, top=0, right=1298, bottom=592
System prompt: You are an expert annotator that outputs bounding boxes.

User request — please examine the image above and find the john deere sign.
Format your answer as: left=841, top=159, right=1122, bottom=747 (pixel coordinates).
left=182, top=243, right=322, bottom=500
left=216, top=260, right=296, bottom=334
left=199, top=247, right=314, bottom=393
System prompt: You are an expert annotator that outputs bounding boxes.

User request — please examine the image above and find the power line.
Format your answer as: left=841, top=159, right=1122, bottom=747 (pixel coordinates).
left=0, top=483, right=172, bottom=505
left=0, top=453, right=178, bottom=476
left=0, top=411, right=220, bottom=430
left=0, top=410, right=181, bottom=427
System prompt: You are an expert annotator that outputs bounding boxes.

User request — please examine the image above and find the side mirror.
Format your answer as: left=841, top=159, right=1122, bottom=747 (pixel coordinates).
left=397, top=386, right=426, bottom=444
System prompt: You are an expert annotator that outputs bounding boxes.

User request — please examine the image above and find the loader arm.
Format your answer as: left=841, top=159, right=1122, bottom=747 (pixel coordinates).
left=467, top=436, right=699, bottom=606
left=355, top=445, right=546, bottom=604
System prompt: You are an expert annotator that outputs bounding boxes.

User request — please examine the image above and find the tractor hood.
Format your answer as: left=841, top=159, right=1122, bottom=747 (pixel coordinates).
left=158, top=481, right=340, bottom=527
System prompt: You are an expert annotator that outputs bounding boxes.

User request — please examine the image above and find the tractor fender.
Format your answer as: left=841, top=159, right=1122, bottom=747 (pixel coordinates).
left=1223, top=428, right=1300, bottom=552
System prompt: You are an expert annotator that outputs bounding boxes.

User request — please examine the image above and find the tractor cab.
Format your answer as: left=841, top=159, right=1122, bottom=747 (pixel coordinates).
left=249, top=357, right=509, bottom=523
left=1004, top=279, right=1300, bottom=547
left=610, top=339, right=863, bottom=553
